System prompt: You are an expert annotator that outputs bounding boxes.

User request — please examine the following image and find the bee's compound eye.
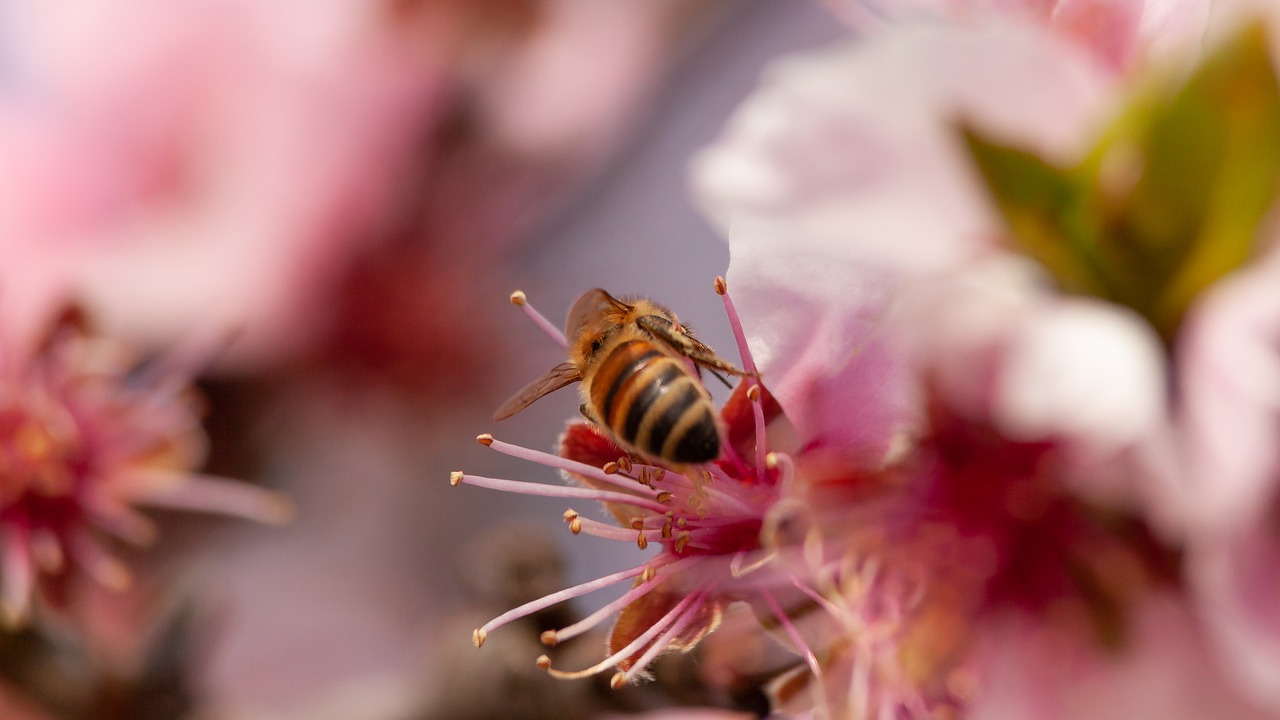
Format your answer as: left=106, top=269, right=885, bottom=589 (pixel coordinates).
left=589, top=337, right=605, bottom=355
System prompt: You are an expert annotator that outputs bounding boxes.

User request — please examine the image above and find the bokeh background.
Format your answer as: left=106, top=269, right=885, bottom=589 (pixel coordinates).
left=0, top=2, right=844, bottom=718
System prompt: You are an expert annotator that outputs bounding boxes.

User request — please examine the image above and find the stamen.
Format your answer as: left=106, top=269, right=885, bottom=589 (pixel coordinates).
left=715, top=276, right=759, bottom=377
left=566, top=515, right=665, bottom=544
left=510, top=290, right=568, bottom=349
left=544, top=568, right=672, bottom=645
left=1, top=529, right=33, bottom=627
left=479, top=436, right=658, bottom=497
left=125, top=471, right=294, bottom=525
left=616, top=590, right=713, bottom=685
left=70, top=532, right=131, bottom=591
left=543, top=587, right=705, bottom=680
left=761, top=588, right=826, bottom=692
left=454, top=474, right=670, bottom=513
left=749, top=384, right=767, bottom=482
left=475, top=561, right=662, bottom=640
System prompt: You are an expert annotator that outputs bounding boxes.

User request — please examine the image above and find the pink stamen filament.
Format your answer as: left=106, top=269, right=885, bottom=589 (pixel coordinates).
left=477, top=560, right=663, bottom=638
left=512, top=291, right=569, bottom=349
left=1, top=528, right=33, bottom=624
left=572, top=516, right=665, bottom=542
left=750, top=387, right=767, bottom=483
left=717, top=278, right=760, bottom=377
left=125, top=471, right=294, bottom=525
left=484, top=437, right=657, bottom=497
left=70, top=531, right=130, bottom=591
left=761, top=588, right=825, bottom=689
left=546, top=585, right=706, bottom=680
left=549, top=570, right=671, bottom=645
left=457, top=474, right=671, bottom=513
left=617, top=590, right=713, bottom=684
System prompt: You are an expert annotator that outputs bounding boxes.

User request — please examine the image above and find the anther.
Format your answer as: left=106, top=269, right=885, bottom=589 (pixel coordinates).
left=569, top=517, right=582, bottom=535
left=536, top=655, right=552, bottom=670
left=610, top=672, right=628, bottom=689
left=473, top=628, right=487, bottom=648
left=450, top=471, right=464, bottom=487
left=655, top=491, right=673, bottom=503
left=661, top=522, right=673, bottom=539
left=642, top=566, right=657, bottom=582
left=676, top=517, right=687, bottom=528
left=674, top=532, right=692, bottom=554
left=617, top=457, right=633, bottom=473
left=541, top=630, right=559, bottom=646
left=603, top=461, right=619, bottom=475
left=714, top=276, right=727, bottom=296
left=629, top=517, right=645, bottom=530
left=476, top=433, right=494, bottom=446
left=765, top=452, right=779, bottom=470
left=637, top=534, right=649, bottom=550
left=747, top=384, right=761, bottom=402
left=510, top=290, right=528, bottom=306
left=563, top=509, right=579, bottom=522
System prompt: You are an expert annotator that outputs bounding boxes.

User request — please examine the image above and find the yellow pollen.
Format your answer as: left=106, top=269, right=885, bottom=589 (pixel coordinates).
left=714, top=276, right=727, bottom=296
left=476, top=433, right=494, bottom=446
left=637, top=534, right=649, bottom=550
left=563, top=509, right=579, bottom=522
left=509, top=290, right=527, bottom=306
left=747, top=384, right=761, bottom=401
left=765, top=452, right=779, bottom=470
left=535, top=655, right=552, bottom=670
left=449, top=471, right=464, bottom=487
left=610, top=672, right=628, bottom=689
left=540, top=630, right=559, bottom=646
left=603, top=461, right=619, bottom=475
left=642, top=566, right=657, bottom=582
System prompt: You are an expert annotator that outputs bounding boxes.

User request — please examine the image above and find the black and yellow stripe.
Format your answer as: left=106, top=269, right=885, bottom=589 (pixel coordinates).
left=589, top=339, right=720, bottom=464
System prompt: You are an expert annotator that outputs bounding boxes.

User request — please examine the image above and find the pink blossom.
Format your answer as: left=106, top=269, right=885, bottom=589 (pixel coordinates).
left=0, top=306, right=291, bottom=629
left=1177, top=256, right=1280, bottom=710
left=829, top=0, right=1210, bottom=71
left=689, top=14, right=1275, bottom=719
left=453, top=283, right=817, bottom=690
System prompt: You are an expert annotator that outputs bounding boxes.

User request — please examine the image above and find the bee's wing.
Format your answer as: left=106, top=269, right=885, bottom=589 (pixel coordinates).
left=565, top=289, right=631, bottom=339
left=635, top=314, right=748, bottom=377
left=493, top=362, right=582, bottom=421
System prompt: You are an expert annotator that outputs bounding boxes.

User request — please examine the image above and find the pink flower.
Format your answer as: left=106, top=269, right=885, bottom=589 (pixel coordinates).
left=0, top=306, right=291, bottom=627
left=1177, top=256, right=1280, bottom=710
left=829, top=0, right=1210, bottom=71
left=452, top=283, right=813, bottom=688
left=689, top=14, right=1280, bottom=719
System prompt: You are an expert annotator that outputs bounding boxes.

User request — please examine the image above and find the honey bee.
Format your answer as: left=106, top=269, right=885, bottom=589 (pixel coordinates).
left=495, top=289, right=747, bottom=464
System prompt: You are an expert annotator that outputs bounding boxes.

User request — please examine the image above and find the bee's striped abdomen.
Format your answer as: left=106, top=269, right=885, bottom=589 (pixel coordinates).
left=589, top=339, right=720, bottom=464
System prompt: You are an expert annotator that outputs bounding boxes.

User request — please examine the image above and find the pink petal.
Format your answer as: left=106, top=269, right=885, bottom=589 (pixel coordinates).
left=969, top=595, right=1274, bottom=720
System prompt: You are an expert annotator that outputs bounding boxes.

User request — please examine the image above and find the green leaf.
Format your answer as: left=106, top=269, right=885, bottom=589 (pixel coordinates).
left=962, top=22, right=1280, bottom=343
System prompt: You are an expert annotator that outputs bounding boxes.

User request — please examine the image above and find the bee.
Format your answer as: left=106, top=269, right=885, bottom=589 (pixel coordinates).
left=495, top=289, right=747, bottom=464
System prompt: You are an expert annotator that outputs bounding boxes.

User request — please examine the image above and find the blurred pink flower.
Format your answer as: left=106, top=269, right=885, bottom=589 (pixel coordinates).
left=689, top=15, right=1278, bottom=720
left=1177, top=256, right=1280, bottom=711
left=0, top=306, right=290, bottom=629
left=0, top=0, right=717, bottom=373
left=830, top=0, right=1210, bottom=71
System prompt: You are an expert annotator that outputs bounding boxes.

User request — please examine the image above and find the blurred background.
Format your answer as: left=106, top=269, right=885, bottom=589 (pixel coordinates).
left=0, top=2, right=843, bottom=718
